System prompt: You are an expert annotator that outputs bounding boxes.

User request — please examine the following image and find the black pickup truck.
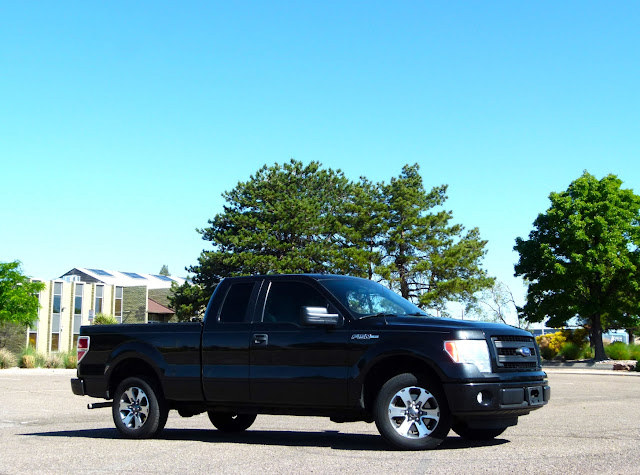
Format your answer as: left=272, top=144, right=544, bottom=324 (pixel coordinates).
left=71, top=274, right=549, bottom=450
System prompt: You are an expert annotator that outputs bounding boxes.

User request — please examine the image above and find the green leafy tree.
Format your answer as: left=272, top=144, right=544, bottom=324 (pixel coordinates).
left=375, top=164, right=494, bottom=313
left=0, top=261, right=44, bottom=327
left=159, top=265, right=170, bottom=276
left=169, top=281, right=210, bottom=322
left=514, top=172, right=640, bottom=361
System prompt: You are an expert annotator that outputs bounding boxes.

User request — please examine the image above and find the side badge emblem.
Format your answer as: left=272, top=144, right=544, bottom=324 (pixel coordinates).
left=351, top=334, right=380, bottom=341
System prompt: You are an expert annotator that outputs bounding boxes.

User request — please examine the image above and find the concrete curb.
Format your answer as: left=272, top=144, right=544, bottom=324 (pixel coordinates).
left=544, top=368, right=640, bottom=376
left=0, top=368, right=76, bottom=375
left=542, top=359, right=637, bottom=371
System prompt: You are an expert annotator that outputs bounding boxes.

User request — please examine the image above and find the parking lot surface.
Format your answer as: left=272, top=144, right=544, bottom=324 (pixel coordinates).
left=1, top=369, right=639, bottom=474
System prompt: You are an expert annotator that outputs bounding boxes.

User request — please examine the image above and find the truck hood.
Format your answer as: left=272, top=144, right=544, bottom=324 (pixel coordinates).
left=380, top=315, right=532, bottom=337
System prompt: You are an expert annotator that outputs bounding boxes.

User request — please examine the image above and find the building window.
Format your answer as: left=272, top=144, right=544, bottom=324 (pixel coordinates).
left=29, top=283, right=41, bottom=349
left=115, top=286, right=123, bottom=323
left=73, top=283, right=84, bottom=348
left=94, top=285, right=104, bottom=314
left=28, top=331, right=37, bottom=348
left=51, top=333, right=59, bottom=353
left=51, top=282, right=63, bottom=352
left=28, top=312, right=39, bottom=348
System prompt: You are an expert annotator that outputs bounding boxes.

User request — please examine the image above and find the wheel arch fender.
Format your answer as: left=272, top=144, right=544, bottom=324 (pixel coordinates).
left=359, top=351, right=447, bottom=413
left=105, top=342, right=167, bottom=399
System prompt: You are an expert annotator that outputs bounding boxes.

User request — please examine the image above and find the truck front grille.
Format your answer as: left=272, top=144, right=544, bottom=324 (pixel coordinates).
left=491, top=335, right=539, bottom=370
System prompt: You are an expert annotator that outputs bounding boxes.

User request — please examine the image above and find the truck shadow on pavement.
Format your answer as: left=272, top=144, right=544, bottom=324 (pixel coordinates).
left=21, top=428, right=508, bottom=451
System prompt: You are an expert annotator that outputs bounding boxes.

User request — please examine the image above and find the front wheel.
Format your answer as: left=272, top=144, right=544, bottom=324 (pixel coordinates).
left=452, top=423, right=507, bottom=440
left=112, top=376, right=168, bottom=439
left=374, top=373, right=450, bottom=450
left=207, top=411, right=257, bottom=432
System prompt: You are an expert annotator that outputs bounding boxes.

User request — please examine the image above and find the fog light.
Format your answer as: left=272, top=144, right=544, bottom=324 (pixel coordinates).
left=476, top=390, right=492, bottom=406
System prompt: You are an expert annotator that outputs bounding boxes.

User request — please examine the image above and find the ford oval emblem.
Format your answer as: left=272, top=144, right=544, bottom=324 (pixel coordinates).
left=517, top=346, right=532, bottom=357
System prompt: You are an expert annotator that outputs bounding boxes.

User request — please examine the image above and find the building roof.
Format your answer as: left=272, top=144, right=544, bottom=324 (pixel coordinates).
left=60, top=268, right=186, bottom=289
left=148, top=298, right=175, bottom=315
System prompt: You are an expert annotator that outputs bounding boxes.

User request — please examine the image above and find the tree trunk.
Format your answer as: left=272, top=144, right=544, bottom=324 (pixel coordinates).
left=627, top=328, right=635, bottom=345
left=591, top=314, right=607, bottom=361
left=400, top=277, right=410, bottom=299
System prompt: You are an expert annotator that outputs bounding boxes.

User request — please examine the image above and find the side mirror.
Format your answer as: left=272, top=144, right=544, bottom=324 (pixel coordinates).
left=301, top=306, right=340, bottom=326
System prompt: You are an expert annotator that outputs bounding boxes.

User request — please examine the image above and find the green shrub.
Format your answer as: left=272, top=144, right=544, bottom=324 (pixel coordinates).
left=629, top=344, right=640, bottom=360
left=580, top=345, right=594, bottom=359
left=44, top=354, right=64, bottom=369
left=20, top=346, right=46, bottom=368
left=61, top=351, right=77, bottom=369
left=561, top=328, right=590, bottom=347
left=558, top=342, right=583, bottom=360
left=539, top=346, right=555, bottom=360
left=92, top=313, right=118, bottom=325
left=537, top=329, right=595, bottom=360
left=536, top=331, right=567, bottom=360
left=558, top=341, right=594, bottom=360
left=21, top=354, right=36, bottom=368
left=605, top=342, right=631, bottom=360
left=0, top=348, right=17, bottom=368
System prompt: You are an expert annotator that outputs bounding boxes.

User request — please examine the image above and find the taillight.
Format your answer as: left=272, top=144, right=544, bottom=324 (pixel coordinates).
left=77, top=336, right=90, bottom=363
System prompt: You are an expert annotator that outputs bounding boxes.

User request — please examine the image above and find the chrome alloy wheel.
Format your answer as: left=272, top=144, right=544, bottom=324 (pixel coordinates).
left=387, top=386, right=440, bottom=439
left=118, top=386, right=150, bottom=430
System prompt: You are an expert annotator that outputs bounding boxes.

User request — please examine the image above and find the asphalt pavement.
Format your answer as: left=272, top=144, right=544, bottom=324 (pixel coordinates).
left=1, top=369, right=639, bottom=474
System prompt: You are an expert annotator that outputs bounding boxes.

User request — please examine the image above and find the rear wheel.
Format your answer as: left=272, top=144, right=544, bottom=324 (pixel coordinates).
left=373, top=373, right=450, bottom=450
left=112, top=376, right=168, bottom=439
left=207, top=411, right=257, bottom=432
left=452, top=423, right=507, bottom=440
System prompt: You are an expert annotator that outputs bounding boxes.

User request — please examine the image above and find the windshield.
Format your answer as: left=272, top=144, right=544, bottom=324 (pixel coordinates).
left=319, top=278, right=428, bottom=319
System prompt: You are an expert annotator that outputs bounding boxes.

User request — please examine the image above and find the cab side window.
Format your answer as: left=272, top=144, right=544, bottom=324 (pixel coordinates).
left=263, top=282, right=327, bottom=324
left=219, top=283, right=254, bottom=323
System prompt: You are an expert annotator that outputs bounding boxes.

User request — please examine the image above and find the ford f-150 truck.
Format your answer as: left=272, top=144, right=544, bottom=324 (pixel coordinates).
left=71, top=274, right=549, bottom=450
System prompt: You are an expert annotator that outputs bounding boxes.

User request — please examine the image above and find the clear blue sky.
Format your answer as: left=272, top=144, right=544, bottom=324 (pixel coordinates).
left=2, top=1, right=639, bottom=314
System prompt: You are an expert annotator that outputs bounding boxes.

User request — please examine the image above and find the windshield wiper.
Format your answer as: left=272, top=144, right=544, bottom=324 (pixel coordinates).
left=360, top=312, right=429, bottom=319
left=360, top=312, right=398, bottom=319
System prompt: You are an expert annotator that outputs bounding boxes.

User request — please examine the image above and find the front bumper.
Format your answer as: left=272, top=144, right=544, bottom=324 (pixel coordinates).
left=444, top=379, right=550, bottom=417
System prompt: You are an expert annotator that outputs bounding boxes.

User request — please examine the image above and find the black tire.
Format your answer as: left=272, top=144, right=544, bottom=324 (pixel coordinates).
left=452, top=423, right=507, bottom=440
left=112, top=376, right=168, bottom=439
left=373, top=373, right=450, bottom=450
left=207, top=411, right=257, bottom=432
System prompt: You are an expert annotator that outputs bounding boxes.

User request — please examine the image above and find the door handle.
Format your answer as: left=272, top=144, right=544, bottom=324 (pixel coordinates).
left=252, top=333, right=268, bottom=346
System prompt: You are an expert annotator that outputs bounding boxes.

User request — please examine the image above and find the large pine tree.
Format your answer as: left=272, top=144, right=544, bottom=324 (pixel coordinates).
left=376, top=164, right=494, bottom=313
left=173, top=160, right=494, bottom=318
left=190, top=160, right=354, bottom=291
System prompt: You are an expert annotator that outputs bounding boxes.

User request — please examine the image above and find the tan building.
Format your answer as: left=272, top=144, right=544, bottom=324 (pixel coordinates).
left=29, top=268, right=185, bottom=355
